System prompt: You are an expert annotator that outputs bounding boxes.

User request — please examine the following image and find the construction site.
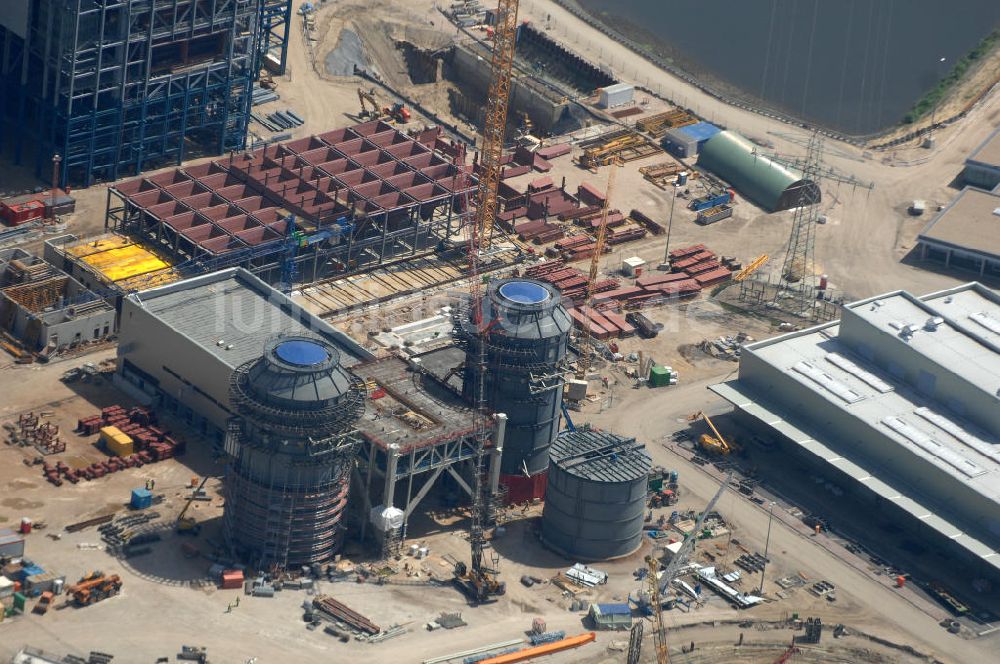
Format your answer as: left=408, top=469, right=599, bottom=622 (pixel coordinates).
left=1, top=1, right=1000, bottom=664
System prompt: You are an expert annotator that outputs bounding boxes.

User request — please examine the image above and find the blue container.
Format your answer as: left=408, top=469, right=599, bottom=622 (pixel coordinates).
left=17, top=565, right=44, bottom=581
left=130, top=488, right=153, bottom=510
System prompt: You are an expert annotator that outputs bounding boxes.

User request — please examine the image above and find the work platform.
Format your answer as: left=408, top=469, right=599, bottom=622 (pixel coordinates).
left=351, top=355, right=500, bottom=549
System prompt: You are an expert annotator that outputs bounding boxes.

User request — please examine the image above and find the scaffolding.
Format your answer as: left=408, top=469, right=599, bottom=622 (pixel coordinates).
left=0, top=0, right=266, bottom=187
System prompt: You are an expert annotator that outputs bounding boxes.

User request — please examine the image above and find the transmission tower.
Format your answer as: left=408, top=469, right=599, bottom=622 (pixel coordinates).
left=759, top=133, right=873, bottom=316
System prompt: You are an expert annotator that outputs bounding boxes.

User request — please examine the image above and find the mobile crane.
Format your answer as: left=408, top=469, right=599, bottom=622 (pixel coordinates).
left=177, top=476, right=209, bottom=535
left=691, top=411, right=734, bottom=456
left=66, top=571, right=122, bottom=607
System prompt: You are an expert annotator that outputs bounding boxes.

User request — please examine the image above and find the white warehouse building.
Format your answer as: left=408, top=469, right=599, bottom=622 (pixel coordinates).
left=711, top=283, right=1000, bottom=583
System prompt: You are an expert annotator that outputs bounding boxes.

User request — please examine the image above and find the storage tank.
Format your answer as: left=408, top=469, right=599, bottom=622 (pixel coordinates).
left=542, top=430, right=651, bottom=560
left=223, top=335, right=364, bottom=567
left=456, top=278, right=571, bottom=502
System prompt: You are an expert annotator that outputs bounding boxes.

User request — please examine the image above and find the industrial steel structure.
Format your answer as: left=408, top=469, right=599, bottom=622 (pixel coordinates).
left=0, top=0, right=292, bottom=187
left=224, top=335, right=364, bottom=567
left=542, top=430, right=651, bottom=561
left=114, top=267, right=499, bottom=559
left=711, top=282, right=1000, bottom=584
left=454, top=278, right=571, bottom=503
left=104, top=121, right=476, bottom=288
left=351, top=355, right=502, bottom=557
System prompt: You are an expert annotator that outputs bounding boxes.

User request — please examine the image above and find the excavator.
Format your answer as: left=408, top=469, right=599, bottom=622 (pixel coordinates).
left=690, top=411, right=734, bottom=456
left=177, top=476, right=209, bottom=535
left=66, top=571, right=122, bottom=607
left=356, top=87, right=411, bottom=123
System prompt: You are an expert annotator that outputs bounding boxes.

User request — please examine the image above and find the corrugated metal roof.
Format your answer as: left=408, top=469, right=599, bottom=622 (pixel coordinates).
left=697, top=130, right=813, bottom=211
left=130, top=268, right=371, bottom=370
left=549, top=430, right=650, bottom=482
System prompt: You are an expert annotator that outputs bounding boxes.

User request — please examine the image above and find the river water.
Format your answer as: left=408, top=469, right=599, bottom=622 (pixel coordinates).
left=574, top=0, right=1000, bottom=135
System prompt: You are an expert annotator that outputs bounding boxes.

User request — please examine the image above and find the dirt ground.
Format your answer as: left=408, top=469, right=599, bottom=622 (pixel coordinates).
left=2, top=345, right=996, bottom=664
left=2, top=1, right=1000, bottom=662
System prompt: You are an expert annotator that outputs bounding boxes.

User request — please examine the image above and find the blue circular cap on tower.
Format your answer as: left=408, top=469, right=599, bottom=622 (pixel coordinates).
left=499, top=281, right=550, bottom=304
left=274, top=339, right=329, bottom=367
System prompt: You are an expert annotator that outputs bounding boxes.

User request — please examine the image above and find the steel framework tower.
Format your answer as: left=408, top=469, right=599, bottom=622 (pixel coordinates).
left=774, top=133, right=824, bottom=314
left=0, top=0, right=267, bottom=187
left=260, top=0, right=293, bottom=75
left=765, top=133, right=873, bottom=315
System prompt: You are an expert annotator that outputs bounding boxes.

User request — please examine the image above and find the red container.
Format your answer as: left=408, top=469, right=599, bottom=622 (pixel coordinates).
left=20, top=518, right=32, bottom=534
left=221, top=570, right=244, bottom=590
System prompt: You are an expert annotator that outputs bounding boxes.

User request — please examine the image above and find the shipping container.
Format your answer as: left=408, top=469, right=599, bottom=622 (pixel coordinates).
left=598, top=83, right=635, bottom=109
left=690, top=191, right=732, bottom=212
left=101, top=426, right=134, bottom=457
left=0, top=528, right=25, bottom=559
left=130, top=488, right=153, bottom=510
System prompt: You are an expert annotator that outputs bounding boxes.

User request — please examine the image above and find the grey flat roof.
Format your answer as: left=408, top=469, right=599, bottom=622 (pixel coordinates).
left=710, top=380, right=1000, bottom=575
left=967, top=125, right=1000, bottom=169
left=743, top=287, right=1000, bottom=500
left=847, top=287, right=1000, bottom=392
left=550, top=430, right=650, bottom=482
left=918, top=186, right=1000, bottom=260
left=129, top=268, right=372, bottom=370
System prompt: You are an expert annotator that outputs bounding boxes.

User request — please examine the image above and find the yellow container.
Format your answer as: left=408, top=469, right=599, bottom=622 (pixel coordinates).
left=100, top=426, right=133, bottom=457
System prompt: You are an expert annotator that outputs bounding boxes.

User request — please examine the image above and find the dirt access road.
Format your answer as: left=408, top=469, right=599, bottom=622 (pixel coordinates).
left=517, top=0, right=1000, bottom=299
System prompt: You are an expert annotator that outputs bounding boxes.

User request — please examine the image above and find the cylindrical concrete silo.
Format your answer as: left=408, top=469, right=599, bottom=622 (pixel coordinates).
left=457, top=278, right=571, bottom=502
left=542, top=430, right=651, bottom=561
left=224, top=336, right=364, bottom=568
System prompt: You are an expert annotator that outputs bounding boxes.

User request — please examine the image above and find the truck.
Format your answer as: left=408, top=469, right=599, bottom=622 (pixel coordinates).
left=626, top=312, right=660, bottom=339
left=66, top=571, right=122, bottom=606
left=689, top=190, right=732, bottom=212
left=32, top=591, right=54, bottom=614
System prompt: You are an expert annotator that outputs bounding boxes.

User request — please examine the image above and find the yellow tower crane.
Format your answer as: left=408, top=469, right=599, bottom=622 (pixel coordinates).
left=576, top=158, right=621, bottom=380
left=474, top=0, right=520, bottom=250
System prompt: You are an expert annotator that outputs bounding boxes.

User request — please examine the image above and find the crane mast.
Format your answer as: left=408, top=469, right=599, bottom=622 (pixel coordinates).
left=576, top=160, right=619, bottom=379
left=645, top=472, right=732, bottom=663
left=452, top=0, right=521, bottom=604
left=475, top=0, right=520, bottom=250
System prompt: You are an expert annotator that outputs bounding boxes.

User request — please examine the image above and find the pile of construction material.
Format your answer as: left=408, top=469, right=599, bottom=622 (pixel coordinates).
left=543, top=244, right=734, bottom=323
left=253, top=108, right=304, bottom=133
left=577, top=130, right=660, bottom=169
left=447, top=1, right=488, bottom=26
left=666, top=244, right=733, bottom=288
left=523, top=261, right=619, bottom=303
left=40, top=406, right=184, bottom=486
left=567, top=306, right=636, bottom=341
left=635, top=109, right=697, bottom=138
left=5, top=413, right=64, bottom=455
left=639, top=161, right=687, bottom=189
left=251, top=83, right=278, bottom=106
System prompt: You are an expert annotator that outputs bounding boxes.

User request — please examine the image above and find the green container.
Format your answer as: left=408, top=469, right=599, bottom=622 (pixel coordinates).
left=649, top=365, right=672, bottom=388
left=12, top=592, right=26, bottom=611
